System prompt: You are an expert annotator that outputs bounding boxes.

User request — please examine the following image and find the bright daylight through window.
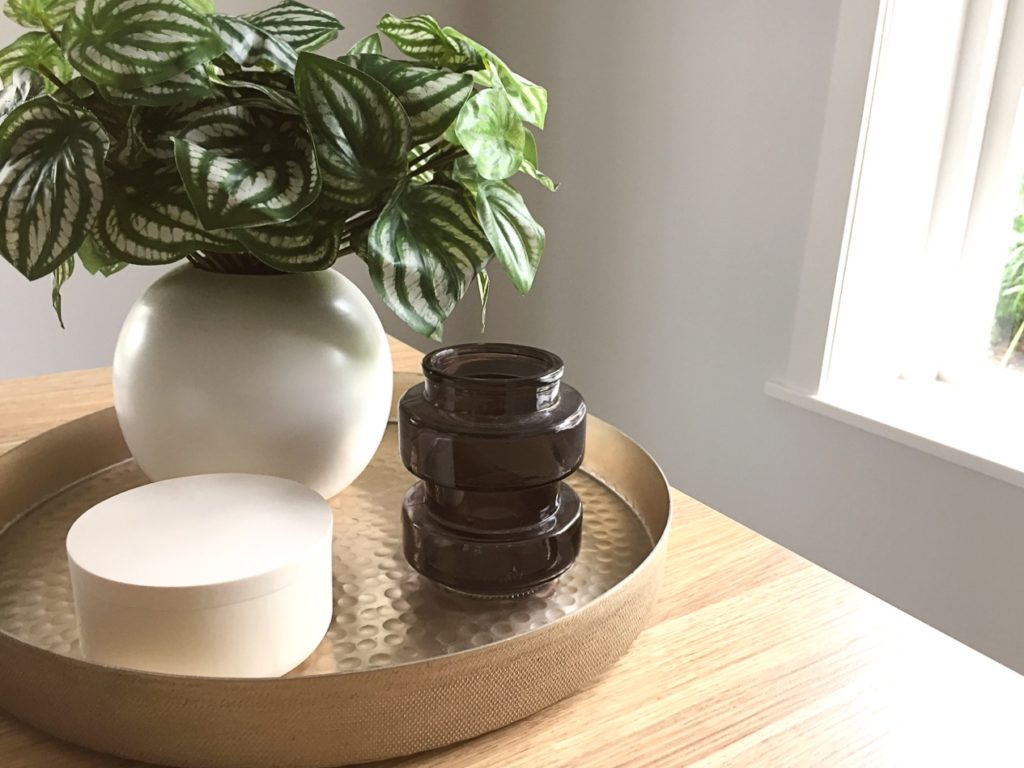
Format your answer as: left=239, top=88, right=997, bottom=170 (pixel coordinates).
left=770, top=0, right=1024, bottom=484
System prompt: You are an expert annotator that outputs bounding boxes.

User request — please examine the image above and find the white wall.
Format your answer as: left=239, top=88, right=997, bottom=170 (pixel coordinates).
left=3, top=1, right=1024, bottom=673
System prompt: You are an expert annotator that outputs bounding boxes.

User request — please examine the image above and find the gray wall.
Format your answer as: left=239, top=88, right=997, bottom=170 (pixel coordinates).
left=439, top=0, right=1024, bottom=674
left=3, top=2, right=1024, bottom=673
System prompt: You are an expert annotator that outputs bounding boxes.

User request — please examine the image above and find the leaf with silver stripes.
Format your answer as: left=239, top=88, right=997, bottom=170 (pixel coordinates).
left=0, top=98, right=108, bottom=280
left=181, top=0, right=213, bottom=13
left=130, top=98, right=219, bottom=160
left=294, top=53, right=409, bottom=207
left=475, top=180, right=544, bottom=294
left=443, top=27, right=547, bottom=129
left=233, top=202, right=347, bottom=272
left=97, top=66, right=215, bottom=107
left=209, top=70, right=300, bottom=114
left=212, top=14, right=297, bottom=73
left=50, top=253, right=72, bottom=326
left=245, top=1, right=342, bottom=52
left=95, top=167, right=237, bottom=264
left=77, top=235, right=126, bottom=276
left=454, top=87, right=525, bottom=181
left=521, top=128, right=557, bottom=191
left=61, top=0, right=226, bottom=90
left=476, top=267, right=489, bottom=331
left=340, top=53, right=473, bottom=144
left=0, top=31, right=73, bottom=87
left=173, top=104, right=320, bottom=229
left=4, top=0, right=75, bottom=30
left=376, top=14, right=480, bottom=72
left=0, top=67, right=43, bottom=120
left=367, top=182, right=490, bottom=339
left=347, top=33, right=381, bottom=55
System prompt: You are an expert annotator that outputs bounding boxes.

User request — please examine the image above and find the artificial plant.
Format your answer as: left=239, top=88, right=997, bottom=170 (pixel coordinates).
left=0, top=0, right=555, bottom=338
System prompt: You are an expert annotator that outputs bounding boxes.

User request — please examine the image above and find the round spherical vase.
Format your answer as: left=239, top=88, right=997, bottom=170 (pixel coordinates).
left=112, top=264, right=393, bottom=498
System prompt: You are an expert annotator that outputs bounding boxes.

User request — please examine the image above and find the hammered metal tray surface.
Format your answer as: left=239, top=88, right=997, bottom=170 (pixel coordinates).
left=0, top=372, right=671, bottom=767
left=0, top=427, right=651, bottom=674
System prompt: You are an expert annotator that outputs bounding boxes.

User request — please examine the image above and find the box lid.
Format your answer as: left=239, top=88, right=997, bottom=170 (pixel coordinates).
left=66, top=474, right=333, bottom=611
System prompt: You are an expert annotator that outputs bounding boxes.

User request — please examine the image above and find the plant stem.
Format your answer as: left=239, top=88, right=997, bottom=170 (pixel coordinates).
left=42, top=22, right=61, bottom=48
left=1001, top=319, right=1024, bottom=367
left=409, top=143, right=444, bottom=169
left=342, top=208, right=381, bottom=233
left=37, top=65, right=65, bottom=91
left=409, top=147, right=465, bottom=179
left=336, top=212, right=380, bottom=245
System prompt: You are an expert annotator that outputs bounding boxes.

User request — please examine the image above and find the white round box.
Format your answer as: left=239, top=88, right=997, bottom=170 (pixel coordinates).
left=66, top=474, right=334, bottom=678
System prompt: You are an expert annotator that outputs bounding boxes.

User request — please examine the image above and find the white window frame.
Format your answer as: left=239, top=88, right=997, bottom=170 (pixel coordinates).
left=767, top=0, right=1024, bottom=489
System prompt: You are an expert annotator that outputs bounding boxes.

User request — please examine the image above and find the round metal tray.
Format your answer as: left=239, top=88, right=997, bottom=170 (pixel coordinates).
left=0, top=372, right=671, bottom=767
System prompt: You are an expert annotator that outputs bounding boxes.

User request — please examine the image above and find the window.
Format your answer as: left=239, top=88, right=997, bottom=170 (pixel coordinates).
left=769, top=0, right=1024, bottom=486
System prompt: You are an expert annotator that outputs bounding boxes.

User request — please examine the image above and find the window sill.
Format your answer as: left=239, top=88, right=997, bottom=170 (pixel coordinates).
left=764, top=378, right=1024, bottom=490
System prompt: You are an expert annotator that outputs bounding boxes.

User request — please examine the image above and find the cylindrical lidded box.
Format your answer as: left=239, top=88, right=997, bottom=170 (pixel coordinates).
left=66, top=474, right=333, bottom=678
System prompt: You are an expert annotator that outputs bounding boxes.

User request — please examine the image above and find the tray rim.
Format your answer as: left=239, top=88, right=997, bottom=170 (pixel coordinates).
left=0, top=371, right=672, bottom=766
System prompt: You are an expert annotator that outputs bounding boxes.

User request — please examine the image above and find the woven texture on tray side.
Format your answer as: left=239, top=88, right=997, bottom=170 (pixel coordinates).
left=0, top=539, right=665, bottom=768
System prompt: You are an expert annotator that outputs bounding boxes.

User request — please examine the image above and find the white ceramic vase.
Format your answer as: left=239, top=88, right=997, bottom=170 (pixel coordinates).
left=112, top=264, right=393, bottom=498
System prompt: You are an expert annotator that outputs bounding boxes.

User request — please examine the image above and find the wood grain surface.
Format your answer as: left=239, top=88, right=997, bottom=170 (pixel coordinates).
left=0, top=337, right=1022, bottom=767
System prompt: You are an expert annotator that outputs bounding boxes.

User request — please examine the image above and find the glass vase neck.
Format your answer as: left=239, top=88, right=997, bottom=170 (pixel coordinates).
left=421, top=343, right=564, bottom=416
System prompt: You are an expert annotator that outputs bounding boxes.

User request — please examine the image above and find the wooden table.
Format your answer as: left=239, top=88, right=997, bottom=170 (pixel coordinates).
left=1, top=337, right=1022, bottom=767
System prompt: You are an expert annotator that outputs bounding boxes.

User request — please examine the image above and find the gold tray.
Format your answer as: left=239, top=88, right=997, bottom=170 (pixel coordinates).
left=0, top=372, right=671, bottom=768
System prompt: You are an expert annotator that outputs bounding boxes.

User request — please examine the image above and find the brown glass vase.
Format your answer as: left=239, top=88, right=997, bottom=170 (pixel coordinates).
left=398, top=343, right=586, bottom=598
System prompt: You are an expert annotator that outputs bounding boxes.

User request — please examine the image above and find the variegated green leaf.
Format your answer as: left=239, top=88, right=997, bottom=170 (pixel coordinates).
left=0, top=98, right=107, bottom=280
left=475, top=180, right=543, bottom=294
left=181, top=0, right=213, bottom=13
left=491, top=63, right=547, bottom=130
left=367, top=183, right=490, bottom=339
left=61, top=0, right=226, bottom=90
left=95, top=168, right=236, bottom=263
left=476, top=267, right=489, bottom=330
left=521, top=128, right=556, bottom=191
left=454, top=87, right=524, bottom=181
left=4, top=0, right=75, bottom=30
left=212, top=14, right=298, bottom=73
left=233, top=204, right=345, bottom=271
left=441, top=119, right=457, bottom=145
left=108, top=105, right=147, bottom=166
left=245, top=1, right=342, bottom=52
left=377, top=14, right=480, bottom=72
left=294, top=53, right=409, bottom=207
left=77, top=235, right=126, bottom=275
left=173, top=105, right=320, bottom=229
left=444, top=27, right=547, bottom=129
left=97, top=65, right=215, bottom=106
left=341, top=53, right=473, bottom=144
left=448, top=154, right=479, bottom=190
left=0, top=67, right=44, bottom=119
left=133, top=98, right=217, bottom=160
left=347, top=32, right=381, bottom=56
left=50, top=252, right=72, bottom=327
left=0, top=31, right=73, bottom=87
left=209, top=69, right=300, bottom=113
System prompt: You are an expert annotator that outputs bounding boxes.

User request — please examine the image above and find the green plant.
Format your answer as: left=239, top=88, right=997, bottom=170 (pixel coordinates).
left=0, top=0, right=555, bottom=338
left=992, top=177, right=1024, bottom=362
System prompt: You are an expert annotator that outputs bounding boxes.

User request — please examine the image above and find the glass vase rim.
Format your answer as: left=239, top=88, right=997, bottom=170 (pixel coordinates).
left=422, top=343, right=565, bottom=390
